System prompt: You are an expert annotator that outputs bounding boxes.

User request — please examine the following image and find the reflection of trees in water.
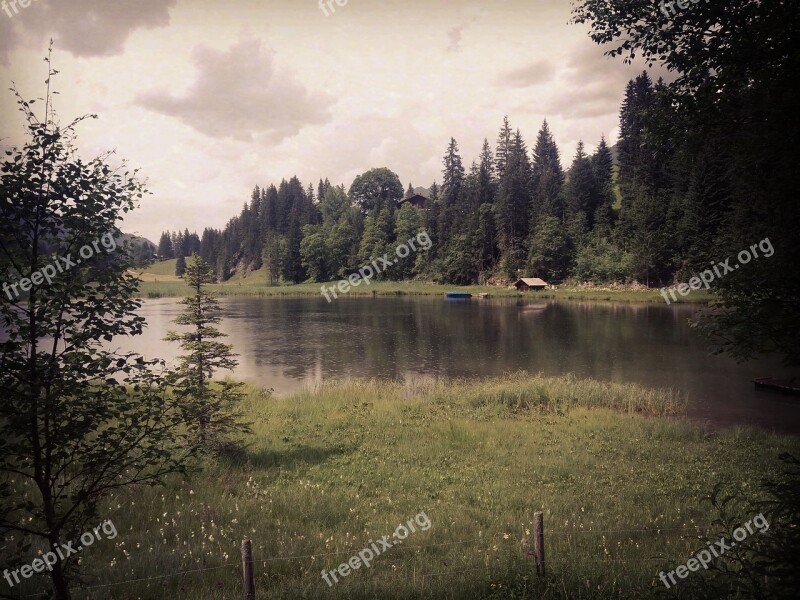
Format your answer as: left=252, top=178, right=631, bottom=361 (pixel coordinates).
left=135, top=297, right=800, bottom=430
left=304, top=299, right=705, bottom=384
left=218, top=298, right=705, bottom=386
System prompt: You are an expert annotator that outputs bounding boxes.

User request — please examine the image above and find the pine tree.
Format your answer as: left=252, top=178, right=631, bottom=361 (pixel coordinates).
left=530, top=119, right=564, bottom=221
left=440, top=137, right=466, bottom=240
left=164, top=254, right=249, bottom=448
left=200, top=228, right=219, bottom=265
left=306, top=182, right=316, bottom=204
left=495, top=115, right=513, bottom=179
left=158, top=231, right=174, bottom=259
left=317, top=178, right=331, bottom=202
left=564, top=141, right=596, bottom=241
left=478, top=138, right=496, bottom=206
left=477, top=203, right=498, bottom=276
left=616, top=72, right=671, bottom=284
left=263, top=232, right=283, bottom=286
left=574, top=0, right=800, bottom=364
left=175, top=254, right=187, bottom=277
left=495, top=129, right=532, bottom=277
left=617, top=72, right=657, bottom=201
left=173, top=231, right=184, bottom=260
left=591, top=136, right=615, bottom=233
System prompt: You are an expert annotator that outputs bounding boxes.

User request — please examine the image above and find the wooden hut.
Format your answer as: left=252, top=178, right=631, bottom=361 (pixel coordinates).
left=399, top=186, right=432, bottom=209
left=513, top=277, right=548, bottom=291
left=399, top=193, right=430, bottom=209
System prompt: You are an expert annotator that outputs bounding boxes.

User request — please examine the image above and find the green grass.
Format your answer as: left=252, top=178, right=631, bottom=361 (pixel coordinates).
left=143, top=258, right=179, bottom=277
left=22, top=374, right=796, bottom=599
left=135, top=276, right=711, bottom=304
left=135, top=260, right=712, bottom=304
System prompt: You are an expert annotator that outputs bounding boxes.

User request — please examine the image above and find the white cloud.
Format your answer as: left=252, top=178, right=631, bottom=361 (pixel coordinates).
left=496, top=60, right=556, bottom=88
left=0, top=0, right=176, bottom=64
left=136, top=38, right=332, bottom=143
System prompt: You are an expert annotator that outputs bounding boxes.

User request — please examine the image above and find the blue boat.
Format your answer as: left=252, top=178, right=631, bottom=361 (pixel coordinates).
left=445, top=291, right=472, bottom=299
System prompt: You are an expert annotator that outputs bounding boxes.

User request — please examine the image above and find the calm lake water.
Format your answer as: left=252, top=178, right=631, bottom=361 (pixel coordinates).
left=122, top=297, right=800, bottom=434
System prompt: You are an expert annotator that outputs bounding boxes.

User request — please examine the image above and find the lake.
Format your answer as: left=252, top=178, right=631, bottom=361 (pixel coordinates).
left=123, top=296, right=800, bottom=434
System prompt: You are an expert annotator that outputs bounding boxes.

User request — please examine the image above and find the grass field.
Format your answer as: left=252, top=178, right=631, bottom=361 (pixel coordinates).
left=20, top=374, right=795, bottom=599
left=133, top=263, right=712, bottom=304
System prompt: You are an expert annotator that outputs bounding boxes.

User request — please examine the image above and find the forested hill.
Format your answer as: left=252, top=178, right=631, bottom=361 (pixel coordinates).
left=151, top=72, right=770, bottom=288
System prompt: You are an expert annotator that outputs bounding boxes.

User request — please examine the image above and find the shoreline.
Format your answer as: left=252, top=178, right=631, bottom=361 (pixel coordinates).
left=135, top=279, right=712, bottom=304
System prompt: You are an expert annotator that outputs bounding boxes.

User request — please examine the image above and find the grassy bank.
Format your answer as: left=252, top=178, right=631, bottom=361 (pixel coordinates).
left=134, top=270, right=711, bottom=304
left=28, top=374, right=796, bottom=599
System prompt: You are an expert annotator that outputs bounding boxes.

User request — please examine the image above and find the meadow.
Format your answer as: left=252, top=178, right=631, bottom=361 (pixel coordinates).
left=22, top=374, right=795, bottom=599
left=133, top=260, right=712, bottom=304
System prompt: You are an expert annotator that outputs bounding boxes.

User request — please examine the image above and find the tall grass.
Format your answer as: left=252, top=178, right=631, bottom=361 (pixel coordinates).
left=11, top=375, right=794, bottom=599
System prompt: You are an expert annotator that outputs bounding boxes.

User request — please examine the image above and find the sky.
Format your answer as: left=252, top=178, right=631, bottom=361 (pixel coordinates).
left=0, top=0, right=668, bottom=243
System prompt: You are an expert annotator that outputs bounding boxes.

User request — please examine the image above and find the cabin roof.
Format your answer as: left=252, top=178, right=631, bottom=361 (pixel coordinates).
left=515, top=278, right=548, bottom=286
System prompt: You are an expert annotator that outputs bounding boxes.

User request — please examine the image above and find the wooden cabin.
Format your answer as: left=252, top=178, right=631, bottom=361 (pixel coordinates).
left=399, top=193, right=430, bottom=209
left=513, top=277, right=548, bottom=291
left=399, top=186, right=432, bottom=209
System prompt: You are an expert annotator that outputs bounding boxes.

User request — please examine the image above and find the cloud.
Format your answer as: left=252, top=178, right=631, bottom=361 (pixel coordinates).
left=136, top=38, right=332, bottom=143
left=0, top=0, right=176, bottom=62
left=496, top=60, right=556, bottom=88
left=564, top=39, right=673, bottom=87
left=538, top=40, right=673, bottom=120
left=445, top=5, right=489, bottom=53
left=0, top=16, right=19, bottom=66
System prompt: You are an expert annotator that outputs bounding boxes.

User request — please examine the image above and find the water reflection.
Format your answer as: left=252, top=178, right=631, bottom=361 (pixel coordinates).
left=120, top=297, right=800, bottom=434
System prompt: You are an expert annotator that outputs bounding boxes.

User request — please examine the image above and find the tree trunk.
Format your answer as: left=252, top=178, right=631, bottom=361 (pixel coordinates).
left=48, top=543, right=72, bottom=600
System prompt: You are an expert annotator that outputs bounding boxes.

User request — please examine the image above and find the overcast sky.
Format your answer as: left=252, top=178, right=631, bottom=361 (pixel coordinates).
left=0, top=0, right=667, bottom=242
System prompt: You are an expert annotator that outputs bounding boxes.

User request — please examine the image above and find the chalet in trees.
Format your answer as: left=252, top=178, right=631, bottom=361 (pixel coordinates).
left=399, top=186, right=432, bottom=209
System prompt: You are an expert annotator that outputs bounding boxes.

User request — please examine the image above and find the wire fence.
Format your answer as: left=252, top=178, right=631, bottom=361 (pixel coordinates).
left=9, top=523, right=716, bottom=598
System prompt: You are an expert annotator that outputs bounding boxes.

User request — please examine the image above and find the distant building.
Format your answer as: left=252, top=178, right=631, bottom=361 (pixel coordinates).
left=399, top=186, right=432, bottom=209
left=513, top=277, right=548, bottom=291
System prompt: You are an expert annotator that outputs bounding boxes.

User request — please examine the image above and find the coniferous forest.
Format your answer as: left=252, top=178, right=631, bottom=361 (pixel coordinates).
left=157, top=64, right=793, bottom=296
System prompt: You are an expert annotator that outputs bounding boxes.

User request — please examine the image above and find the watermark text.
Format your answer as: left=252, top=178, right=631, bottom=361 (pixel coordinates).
left=321, top=511, right=431, bottom=586
left=658, top=513, right=769, bottom=589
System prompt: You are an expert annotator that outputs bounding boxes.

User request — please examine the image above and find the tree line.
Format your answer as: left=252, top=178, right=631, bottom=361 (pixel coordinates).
left=158, top=70, right=746, bottom=288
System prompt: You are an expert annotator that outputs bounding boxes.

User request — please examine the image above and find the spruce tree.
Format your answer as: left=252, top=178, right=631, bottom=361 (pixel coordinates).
left=530, top=119, right=564, bottom=221
left=158, top=231, right=174, bottom=259
left=440, top=137, right=466, bottom=240
left=495, top=115, right=513, bottom=179
left=495, top=129, right=532, bottom=277
left=564, top=141, right=596, bottom=240
left=478, top=138, right=496, bottom=206
left=175, top=254, right=187, bottom=277
left=591, top=136, right=615, bottom=233
left=164, top=254, right=249, bottom=448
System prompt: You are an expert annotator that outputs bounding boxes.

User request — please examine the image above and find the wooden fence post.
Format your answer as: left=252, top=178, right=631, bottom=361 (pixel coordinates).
left=242, top=539, right=256, bottom=599
left=533, top=511, right=545, bottom=577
